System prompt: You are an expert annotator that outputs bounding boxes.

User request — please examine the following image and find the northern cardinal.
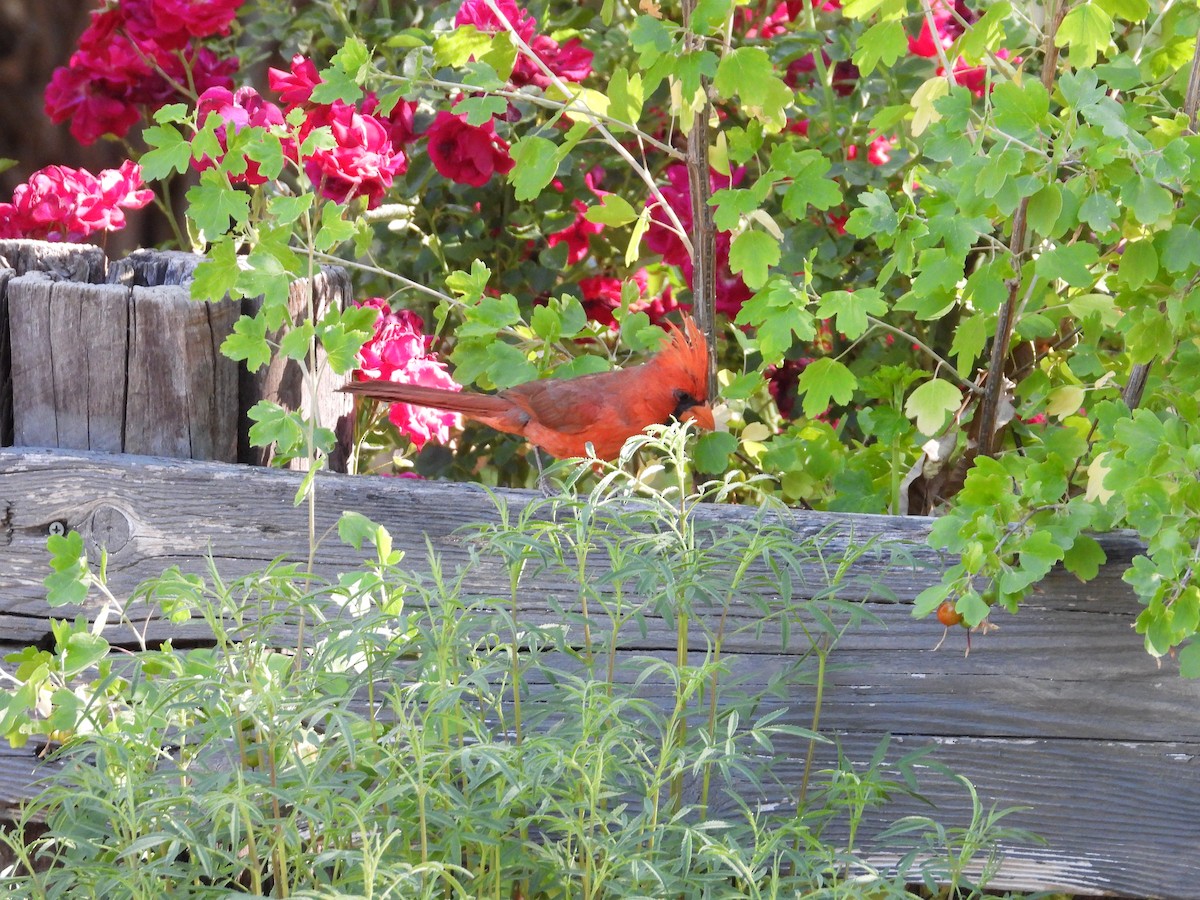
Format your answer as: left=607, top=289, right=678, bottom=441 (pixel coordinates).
left=342, top=315, right=715, bottom=460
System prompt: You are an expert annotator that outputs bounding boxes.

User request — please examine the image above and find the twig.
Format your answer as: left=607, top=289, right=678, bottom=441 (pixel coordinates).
left=975, top=0, right=1064, bottom=458
left=681, top=0, right=718, bottom=396
left=479, top=0, right=694, bottom=259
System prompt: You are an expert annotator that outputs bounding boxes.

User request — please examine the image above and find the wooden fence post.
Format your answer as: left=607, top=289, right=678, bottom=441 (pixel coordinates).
left=0, top=243, right=353, bottom=469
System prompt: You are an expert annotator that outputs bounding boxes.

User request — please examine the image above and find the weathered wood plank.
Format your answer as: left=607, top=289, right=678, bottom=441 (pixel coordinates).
left=0, top=268, right=11, bottom=446
left=0, top=241, right=106, bottom=284
left=0, top=447, right=1197, bottom=897
left=8, top=277, right=129, bottom=451
left=125, top=285, right=239, bottom=460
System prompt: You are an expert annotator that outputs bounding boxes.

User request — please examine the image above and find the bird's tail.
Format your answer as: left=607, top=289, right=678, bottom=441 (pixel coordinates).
left=341, top=380, right=510, bottom=420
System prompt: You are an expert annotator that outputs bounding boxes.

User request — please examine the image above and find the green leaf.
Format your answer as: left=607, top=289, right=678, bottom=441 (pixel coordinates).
left=221, top=315, right=273, bottom=373
left=958, top=2, right=1012, bottom=61
left=1078, top=190, right=1119, bottom=232
left=434, top=25, right=492, bottom=67
left=315, top=201, right=356, bottom=251
left=191, top=240, right=241, bottom=304
left=446, top=260, right=491, bottom=302
left=1180, top=641, right=1200, bottom=678
left=950, top=314, right=988, bottom=375
left=186, top=170, right=250, bottom=238
left=1161, top=225, right=1200, bottom=273
left=584, top=194, right=637, bottom=226
left=779, top=150, right=843, bottom=216
left=713, top=47, right=792, bottom=129
left=1096, top=0, right=1148, bottom=20
left=62, top=632, right=109, bottom=678
left=1034, top=243, right=1099, bottom=287
left=310, top=37, right=369, bottom=105
left=735, top=278, right=816, bottom=364
left=692, top=0, right=733, bottom=33
left=45, top=532, right=89, bottom=607
left=710, top=187, right=763, bottom=231
left=694, top=431, right=737, bottom=474
left=853, top=20, right=908, bottom=74
left=606, top=67, right=644, bottom=129
left=338, top=511, right=384, bottom=551
left=486, top=342, right=538, bottom=389
left=140, top=124, right=192, bottom=180
left=796, top=358, right=857, bottom=418
left=1055, top=3, right=1115, bottom=69
left=279, top=322, right=316, bottom=362
left=629, top=15, right=672, bottom=68
left=509, top=136, right=561, bottom=202
left=1026, top=183, right=1063, bottom=237
left=904, top=378, right=961, bottom=436
left=1063, top=534, right=1106, bottom=581
left=247, top=401, right=306, bottom=455
left=842, top=0, right=887, bottom=19
left=269, top=193, right=314, bottom=227
left=991, top=81, right=1050, bottom=140
left=845, top=189, right=899, bottom=238
left=453, top=94, right=509, bottom=126
left=728, top=229, right=780, bottom=290
left=1117, top=239, right=1158, bottom=289
left=1121, top=174, right=1173, bottom=225
left=815, top=288, right=887, bottom=340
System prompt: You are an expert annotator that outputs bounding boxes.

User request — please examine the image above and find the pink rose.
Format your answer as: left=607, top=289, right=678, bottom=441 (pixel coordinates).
left=354, top=302, right=462, bottom=449
left=425, top=111, right=515, bottom=187
left=151, top=0, right=244, bottom=41
left=0, top=160, right=152, bottom=242
left=269, top=54, right=322, bottom=110
left=195, top=87, right=287, bottom=185
left=302, top=101, right=407, bottom=208
left=455, top=0, right=536, bottom=42
left=512, top=35, right=594, bottom=88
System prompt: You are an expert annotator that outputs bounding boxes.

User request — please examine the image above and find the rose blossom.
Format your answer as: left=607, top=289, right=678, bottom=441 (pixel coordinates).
left=576, top=270, right=682, bottom=328
left=302, top=101, right=407, bottom=208
left=195, top=87, right=287, bottom=186
left=43, top=0, right=239, bottom=144
left=354, top=301, right=462, bottom=449
left=268, top=54, right=323, bottom=110
left=0, top=160, right=152, bottom=241
left=454, top=0, right=536, bottom=42
left=425, top=111, right=515, bottom=187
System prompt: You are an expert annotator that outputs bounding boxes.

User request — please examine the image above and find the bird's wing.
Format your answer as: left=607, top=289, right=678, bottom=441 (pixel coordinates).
left=503, top=370, right=630, bottom=434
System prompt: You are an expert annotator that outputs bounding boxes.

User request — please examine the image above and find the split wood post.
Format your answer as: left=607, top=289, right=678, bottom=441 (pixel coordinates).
left=0, top=241, right=108, bottom=447
left=0, top=244, right=354, bottom=469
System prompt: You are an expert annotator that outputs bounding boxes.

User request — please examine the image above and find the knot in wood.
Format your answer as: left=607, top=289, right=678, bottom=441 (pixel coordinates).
left=85, top=504, right=134, bottom=555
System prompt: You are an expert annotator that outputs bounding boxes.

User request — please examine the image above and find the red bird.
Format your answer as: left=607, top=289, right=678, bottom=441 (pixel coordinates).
left=342, top=315, right=715, bottom=460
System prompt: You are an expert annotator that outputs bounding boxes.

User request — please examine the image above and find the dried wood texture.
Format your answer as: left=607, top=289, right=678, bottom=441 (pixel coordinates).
left=6, top=274, right=239, bottom=459
left=0, top=241, right=109, bottom=446
left=0, top=241, right=106, bottom=283
left=0, top=448, right=1197, bottom=897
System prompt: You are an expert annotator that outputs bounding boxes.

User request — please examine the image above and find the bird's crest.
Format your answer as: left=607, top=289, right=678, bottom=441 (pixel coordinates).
left=656, top=315, right=711, bottom=402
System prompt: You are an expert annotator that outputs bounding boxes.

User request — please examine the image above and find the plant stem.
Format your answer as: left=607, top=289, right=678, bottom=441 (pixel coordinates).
left=976, top=0, right=1064, bottom=458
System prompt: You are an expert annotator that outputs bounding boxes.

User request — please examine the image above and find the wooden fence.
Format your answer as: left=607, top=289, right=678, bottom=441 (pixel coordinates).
left=1, top=447, right=1197, bottom=897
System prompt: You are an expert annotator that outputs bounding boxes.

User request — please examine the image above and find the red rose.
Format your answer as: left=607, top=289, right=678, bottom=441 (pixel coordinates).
left=425, top=111, right=515, bottom=188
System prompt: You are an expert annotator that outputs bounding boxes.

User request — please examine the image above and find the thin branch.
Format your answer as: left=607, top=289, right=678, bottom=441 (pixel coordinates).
left=864, top=317, right=983, bottom=394
left=479, top=0, right=694, bottom=258
left=421, top=76, right=685, bottom=160
left=681, top=0, right=718, bottom=396
left=975, top=0, right=1064, bottom=459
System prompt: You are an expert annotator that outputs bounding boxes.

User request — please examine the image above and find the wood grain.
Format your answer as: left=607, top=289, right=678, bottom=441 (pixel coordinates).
left=0, top=448, right=1197, bottom=897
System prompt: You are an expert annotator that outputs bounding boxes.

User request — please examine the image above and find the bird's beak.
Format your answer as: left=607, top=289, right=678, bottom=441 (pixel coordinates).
left=681, top=404, right=716, bottom=431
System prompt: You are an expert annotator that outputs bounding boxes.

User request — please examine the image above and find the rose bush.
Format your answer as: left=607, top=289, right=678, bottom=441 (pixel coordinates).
left=9, top=0, right=1200, bottom=668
